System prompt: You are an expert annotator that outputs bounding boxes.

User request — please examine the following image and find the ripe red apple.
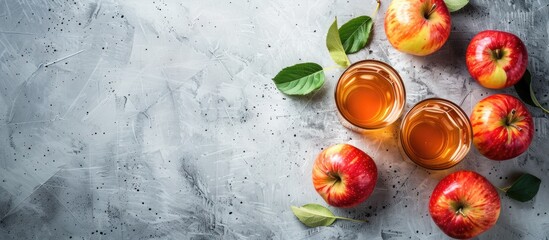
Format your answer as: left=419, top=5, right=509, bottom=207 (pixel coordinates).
left=384, top=0, right=451, bottom=56
left=430, top=170, right=501, bottom=239
left=470, top=94, right=534, bottom=160
left=312, top=143, right=377, bottom=208
left=466, top=30, right=528, bottom=89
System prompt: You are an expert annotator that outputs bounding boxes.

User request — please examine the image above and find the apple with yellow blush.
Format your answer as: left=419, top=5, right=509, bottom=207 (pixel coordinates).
left=312, top=144, right=377, bottom=208
left=430, top=170, right=501, bottom=239
left=470, top=94, right=534, bottom=160
left=384, top=0, right=452, bottom=56
left=466, top=30, right=528, bottom=89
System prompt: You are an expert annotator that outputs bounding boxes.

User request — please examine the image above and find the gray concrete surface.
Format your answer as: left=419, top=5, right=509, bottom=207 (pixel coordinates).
left=0, top=0, right=548, bottom=239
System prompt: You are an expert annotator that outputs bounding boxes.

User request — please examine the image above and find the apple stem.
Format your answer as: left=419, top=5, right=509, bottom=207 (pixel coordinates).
left=506, top=109, right=523, bottom=131
left=456, top=208, right=466, bottom=217
left=425, top=4, right=437, bottom=19
left=492, top=49, right=504, bottom=60
left=326, top=171, right=341, bottom=184
left=510, top=124, right=522, bottom=131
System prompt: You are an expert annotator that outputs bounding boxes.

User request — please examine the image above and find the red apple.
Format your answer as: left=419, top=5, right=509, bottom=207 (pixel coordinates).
left=470, top=94, right=534, bottom=160
left=466, top=30, right=528, bottom=89
left=430, top=170, right=501, bottom=239
left=384, top=0, right=451, bottom=56
left=312, top=143, right=377, bottom=208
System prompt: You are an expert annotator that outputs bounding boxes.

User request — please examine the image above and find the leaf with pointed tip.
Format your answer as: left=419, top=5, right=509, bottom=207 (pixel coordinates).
left=514, top=69, right=549, bottom=114
left=326, top=18, right=350, bottom=67
left=290, top=203, right=366, bottom=228
left=505, top=173, right=541, bottom=202
left=291, top=204, right=337, bottom=227
left=339, top=16, right=373, bottom=54
left=272, top=63, right=325, bottom=95
left=514, top=69, right=536, bottom=107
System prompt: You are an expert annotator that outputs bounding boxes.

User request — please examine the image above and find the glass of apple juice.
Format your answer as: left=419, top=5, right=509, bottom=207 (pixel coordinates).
left=399, top=98, right=473, bottom=170
left=335, top=60, right=406, bottom=133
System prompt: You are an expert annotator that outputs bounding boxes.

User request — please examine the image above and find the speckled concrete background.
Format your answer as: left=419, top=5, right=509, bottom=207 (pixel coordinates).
left=0, top=0, right=548, bottom=239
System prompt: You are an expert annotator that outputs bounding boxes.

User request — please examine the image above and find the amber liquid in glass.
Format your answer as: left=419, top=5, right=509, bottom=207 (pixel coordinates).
left=336, top=60, right=405, bottom=131
left=399, top=98, right=472, bottom=170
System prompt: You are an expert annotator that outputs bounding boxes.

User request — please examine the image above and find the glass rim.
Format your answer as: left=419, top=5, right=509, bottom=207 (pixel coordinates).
left=399, top=97, right=473, bottom=170
left=334, top=59, right=406, bottom=130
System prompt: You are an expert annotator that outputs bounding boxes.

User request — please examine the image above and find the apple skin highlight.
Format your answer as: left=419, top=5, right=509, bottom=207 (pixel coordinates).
left=384, top=0, right=451, bottom=56
left=470, top=94, right=534, bottom=160
left=466, top=30, right=528, bottom=89
left=312, top=144, right=378, bottom=208
left=429, top=170, right=501, bottom=239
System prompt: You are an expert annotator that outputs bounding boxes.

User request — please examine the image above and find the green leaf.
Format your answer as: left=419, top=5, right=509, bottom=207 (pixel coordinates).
left=272, top=63, right=325, bottom=95
left=326, top=18, right=350, bottom=67
left=444, top=0, right=469, bottom=12
left=514, top=69, right=549, bottom=114
left=290, top=204, right=366, bottom=228
left=514, top=69, right=536, bottom=107
left=339, top=16, right=373, bottom=54
left=291, top=204, right=337, bottom=227
left=505, top=173, right=541, bottom=202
